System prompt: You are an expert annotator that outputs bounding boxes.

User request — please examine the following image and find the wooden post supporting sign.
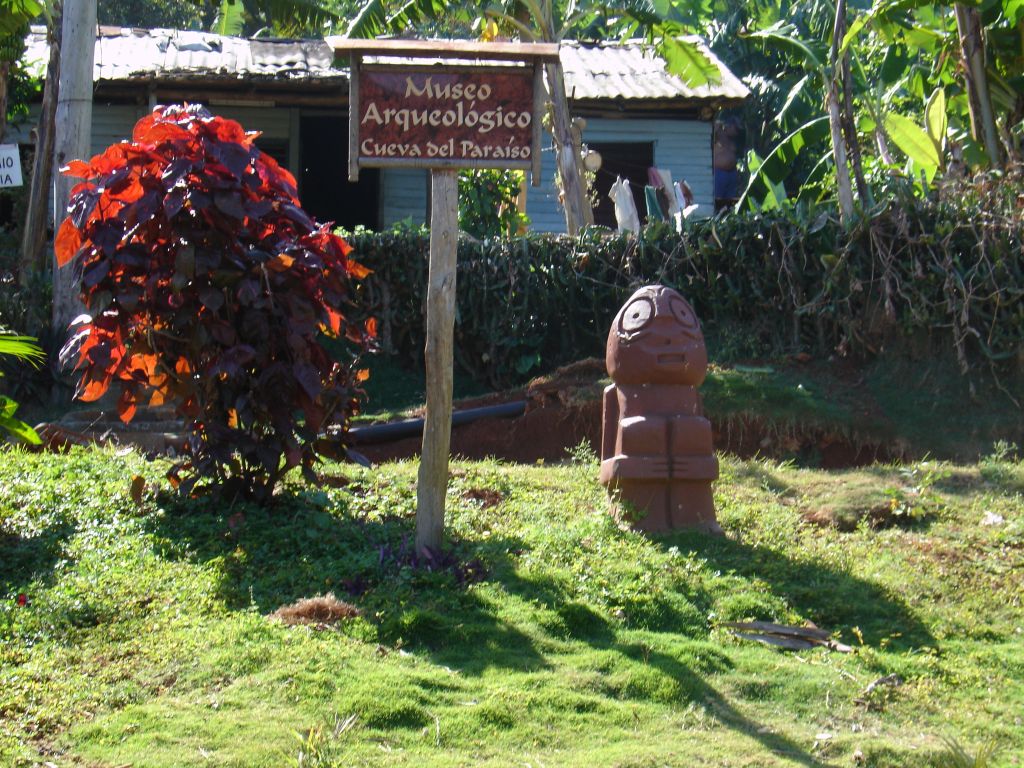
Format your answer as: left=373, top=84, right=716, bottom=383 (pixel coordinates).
left=332, top=39, right=559, bottom=556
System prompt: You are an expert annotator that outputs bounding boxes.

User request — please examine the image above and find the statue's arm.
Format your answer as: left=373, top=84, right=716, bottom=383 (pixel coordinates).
left=601, top=385, right=618, bottom=461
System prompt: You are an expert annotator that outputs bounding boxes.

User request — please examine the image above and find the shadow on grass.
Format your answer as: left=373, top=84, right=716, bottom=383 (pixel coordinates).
left=496, top=568, right=824, bottom=766
left=144, top=488, right=550, bottom=675
left=663, top=529, right=936, bottom=650
left=143, top=486, right=937, bottom=767
left=0, top=522, right=75, bottom=599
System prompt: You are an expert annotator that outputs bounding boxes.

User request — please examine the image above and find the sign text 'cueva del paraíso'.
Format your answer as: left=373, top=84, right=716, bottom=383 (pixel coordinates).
left=357, top=68, right=535, bottom=168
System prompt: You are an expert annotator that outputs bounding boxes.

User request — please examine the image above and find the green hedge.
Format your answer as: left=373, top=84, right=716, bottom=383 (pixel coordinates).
left=347, top=175, right=1023, bottom=388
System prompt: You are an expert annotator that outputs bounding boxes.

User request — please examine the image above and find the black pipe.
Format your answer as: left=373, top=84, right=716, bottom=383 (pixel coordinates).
left=349, top=400, right=527, bottom=445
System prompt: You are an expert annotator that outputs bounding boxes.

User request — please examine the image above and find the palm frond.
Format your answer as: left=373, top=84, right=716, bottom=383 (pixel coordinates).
left=0, top=335, right=45, bottom=366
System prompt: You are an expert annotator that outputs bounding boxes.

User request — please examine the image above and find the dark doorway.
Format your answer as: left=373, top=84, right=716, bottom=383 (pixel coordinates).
left=299, top=115, right=379, bottom=230
left=590, top=141, right=655, bottom=228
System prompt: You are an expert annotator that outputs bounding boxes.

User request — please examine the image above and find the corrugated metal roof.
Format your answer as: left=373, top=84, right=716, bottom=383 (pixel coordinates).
left=560, top=38, right=748, bottom=102
left=22, top=28, right=747, bottom=103
left=23, top=26, right=344, bottom=83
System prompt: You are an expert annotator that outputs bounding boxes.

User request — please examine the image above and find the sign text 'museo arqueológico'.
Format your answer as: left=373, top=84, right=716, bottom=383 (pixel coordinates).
left=357, top=68, right=534, bottom=168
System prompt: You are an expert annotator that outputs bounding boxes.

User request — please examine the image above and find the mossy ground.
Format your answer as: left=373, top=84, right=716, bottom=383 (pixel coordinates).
left=1, top=445, right=1022, bottom=767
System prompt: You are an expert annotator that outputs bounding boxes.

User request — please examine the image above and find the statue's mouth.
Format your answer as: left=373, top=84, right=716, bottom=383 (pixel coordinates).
left=657, top=354, right=686, bottom=364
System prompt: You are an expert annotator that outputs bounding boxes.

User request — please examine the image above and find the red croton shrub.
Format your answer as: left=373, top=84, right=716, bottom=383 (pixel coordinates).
left=56, top=104, right=375, bottom=501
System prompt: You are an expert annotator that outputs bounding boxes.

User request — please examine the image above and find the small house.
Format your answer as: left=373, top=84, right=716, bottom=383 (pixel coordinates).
left=13, top=27, right=747, bottom=232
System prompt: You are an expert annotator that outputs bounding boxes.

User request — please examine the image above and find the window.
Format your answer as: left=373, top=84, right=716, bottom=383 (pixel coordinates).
left=589, top=141, right=655, bottom=228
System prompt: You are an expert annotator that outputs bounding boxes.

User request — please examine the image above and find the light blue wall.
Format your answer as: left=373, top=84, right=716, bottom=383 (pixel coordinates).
left=526, top=117, right=714, bottom=234
left=380, top=168, right=429, bottom=228
left=376, top=117, right=714, bottom=233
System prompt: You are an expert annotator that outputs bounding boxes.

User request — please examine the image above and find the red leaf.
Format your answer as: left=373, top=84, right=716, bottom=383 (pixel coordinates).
left=212, top=118, right=248, bottom=145
left=325, top=307, right=342, bottom=336
left=54, top=219, right=82, bottom=267
left=347, top=259, right=372, bottom=279
left=16, top=594, right=27, bottom=606
left=79, top=374, right=111, bottom=402
left=266, top=254, right=294, bottom=272
left=139, top=122, right=192, bottom=145
left=356, top=368, right=370, bottom=382
left=365, top=317, right=378, bottom=339
left=132, top=112, right=158, bottom=142
left=109, top=175, right=145, bottom=203
left=62, top=159, right=92, bottom=178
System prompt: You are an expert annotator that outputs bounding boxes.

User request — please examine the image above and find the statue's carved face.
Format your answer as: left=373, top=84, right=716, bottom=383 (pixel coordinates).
left=606, top=285, right=707, bottom=385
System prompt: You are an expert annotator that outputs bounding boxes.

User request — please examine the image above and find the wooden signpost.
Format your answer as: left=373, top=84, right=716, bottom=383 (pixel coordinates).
left=332, top=39, right=559, bottom=556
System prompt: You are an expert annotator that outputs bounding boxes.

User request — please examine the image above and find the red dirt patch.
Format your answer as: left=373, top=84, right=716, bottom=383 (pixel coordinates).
left=461, top=487, right=504, bottom=508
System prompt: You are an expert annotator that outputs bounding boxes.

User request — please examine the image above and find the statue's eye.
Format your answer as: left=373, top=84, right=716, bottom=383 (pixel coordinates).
left=620, top=298, right=653, bottom=333
left=670, top=297, right=697, bottom=330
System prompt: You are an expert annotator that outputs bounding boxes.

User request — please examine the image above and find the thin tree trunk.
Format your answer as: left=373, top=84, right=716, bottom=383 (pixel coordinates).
left=52, top=0, right=95, bottom=338
left=20, top=13, right=61, bottom=286
left=875, top=126, right=894, bottom=164
left=0, top=60, right=9, bottom=142
left=829, top=0, right=855, bottom=226
left=955, top=3, right=1001, bottom=166
left=840, top=51, right=870, bottom=208
left=545, top=58, right=591, bottom=235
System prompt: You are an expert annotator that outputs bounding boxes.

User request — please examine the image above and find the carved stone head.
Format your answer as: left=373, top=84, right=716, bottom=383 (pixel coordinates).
left=606, top=285, right=708, bottom=386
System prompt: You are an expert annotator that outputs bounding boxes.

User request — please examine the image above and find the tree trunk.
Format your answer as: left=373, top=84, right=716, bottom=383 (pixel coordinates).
left=545, top=58, right=591, bottom=235
left=955, top=3, right=1001, bottom=166
left=52, top=0, right=95, bottom=339
left=840, top=50, right=871, bottom=208
left=829, top=0, right=855, bottom=226
left=0, top=60, right=9, bottom=142
left=20, top=14, right=61, bottom=286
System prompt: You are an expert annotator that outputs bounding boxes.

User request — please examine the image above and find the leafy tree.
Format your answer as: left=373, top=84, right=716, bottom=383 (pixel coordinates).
left=56, top=105, right=374, bottom=500
left=97, top=0, right=206, bottom=29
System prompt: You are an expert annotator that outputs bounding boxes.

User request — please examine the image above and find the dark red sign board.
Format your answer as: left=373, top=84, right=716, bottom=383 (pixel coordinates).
left=355, top=67, right=535, bottom=171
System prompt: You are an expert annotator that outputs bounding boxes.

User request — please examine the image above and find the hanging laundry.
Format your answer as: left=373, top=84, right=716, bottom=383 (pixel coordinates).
left=608, top=176, right=641, bottom=234
left=674, top=181, right=700, bottom=221
left=655, top=169, right=681, bottom=215
left=644, top=185, right=665, bottom=221
left=647, top=167, right=679, bottom=218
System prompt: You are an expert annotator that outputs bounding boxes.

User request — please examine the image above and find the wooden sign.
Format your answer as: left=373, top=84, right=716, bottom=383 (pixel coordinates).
left=357, top=68, right=535, bottom=169
left=334, top=39, right=556, bottom=186
left=0, top=144, right=23, bottom=188
left=331, top=39, right=559, bottom=557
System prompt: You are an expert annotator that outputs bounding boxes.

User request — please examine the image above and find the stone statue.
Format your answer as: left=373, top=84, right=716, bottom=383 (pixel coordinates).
left=599, top=285, right=721, bottom=533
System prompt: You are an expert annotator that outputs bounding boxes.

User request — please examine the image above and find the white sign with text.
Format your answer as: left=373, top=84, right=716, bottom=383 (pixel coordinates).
left=0, top=144, right=24, bottom=188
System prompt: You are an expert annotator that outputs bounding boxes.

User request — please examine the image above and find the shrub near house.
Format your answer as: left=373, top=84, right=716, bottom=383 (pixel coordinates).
left=56, top=104, right=374, bottom=501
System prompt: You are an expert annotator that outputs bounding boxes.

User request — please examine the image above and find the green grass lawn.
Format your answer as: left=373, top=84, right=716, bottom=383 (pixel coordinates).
left=1, top=445, right=1022, bottom=767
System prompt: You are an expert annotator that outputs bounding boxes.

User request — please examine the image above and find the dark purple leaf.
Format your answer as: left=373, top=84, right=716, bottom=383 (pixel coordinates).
left=214, top=191, right=246, bottom=220
left=164, top=187, right=186, bottom=219
left=281, top=203, right=314, bottom=231
left=81, top=258, right=111, bottom=288
left=123, top=190, right=161, bottom=229
left=70, top=189, right=101, bottom=228
left=293, top=362, right=321, bottom=400
left=199, top=286, right=225, bottom=312
left=210, top=322, right=238, bottom=347
left=92, top=220, right=126, bottom=253
left=212, top=142, right=252, bottom=179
